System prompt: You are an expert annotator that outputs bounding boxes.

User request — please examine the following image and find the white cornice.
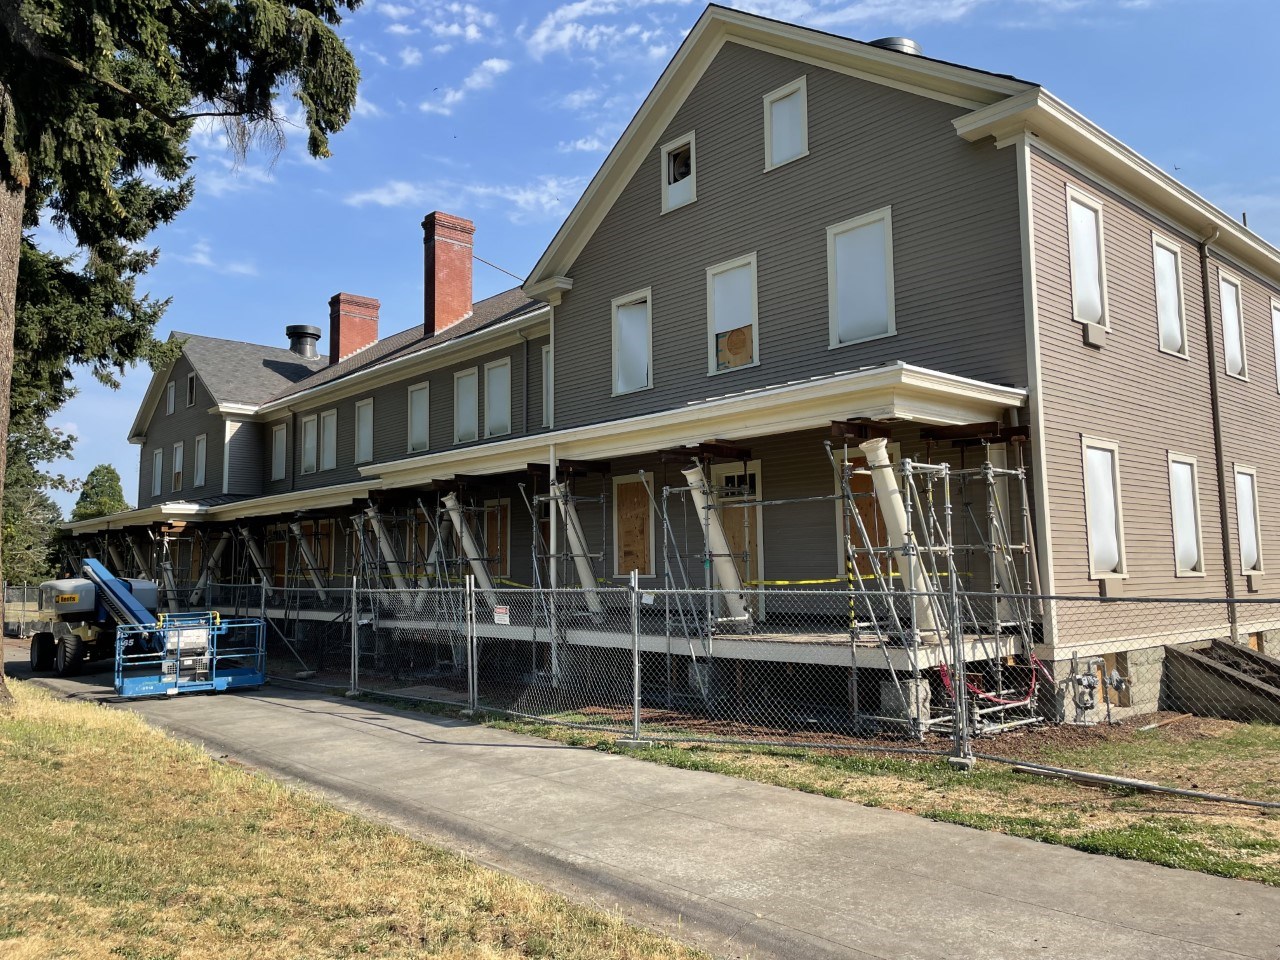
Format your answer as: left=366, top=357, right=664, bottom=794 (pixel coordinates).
left=205, top=480, right=374, bottom=520
left=61, top=501, right=205, bottom=535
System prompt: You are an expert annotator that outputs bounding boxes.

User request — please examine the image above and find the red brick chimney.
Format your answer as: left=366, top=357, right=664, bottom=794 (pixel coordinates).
left=423, top=211, right=475, bottom=337
left=328, top=293, right=380, bottom=365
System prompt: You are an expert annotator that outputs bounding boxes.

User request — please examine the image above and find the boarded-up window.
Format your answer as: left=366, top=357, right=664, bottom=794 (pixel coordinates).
left=1068, top=195, right=1105, bottom=326
left=614, top=475, right=653, bottom=577
left=484, top=499, right=510, bottom=578
left=709, top=257, right=756, bottom=372
left=1221, top=274, right=1246, bottom=377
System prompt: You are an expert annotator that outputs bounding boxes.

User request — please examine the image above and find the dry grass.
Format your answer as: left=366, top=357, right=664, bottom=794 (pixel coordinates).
left=0, top=680, right=705, bottom=960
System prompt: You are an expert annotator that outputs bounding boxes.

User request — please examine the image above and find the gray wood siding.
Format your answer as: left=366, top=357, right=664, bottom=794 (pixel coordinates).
left=552, top=41, right=1026, bottom=432
left=225, top=421, right=263, bottom=497
left=136, top=355, right=226, bottom=506
left=1030, top=148, right=1247, bottom=648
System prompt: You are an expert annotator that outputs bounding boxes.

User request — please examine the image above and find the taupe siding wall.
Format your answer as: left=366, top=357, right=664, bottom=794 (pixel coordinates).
left=136, top=355, right=226, bottom=507
left=552, top=41, right=1026, bottom=431
left=260, top=336, right=550, bottom=497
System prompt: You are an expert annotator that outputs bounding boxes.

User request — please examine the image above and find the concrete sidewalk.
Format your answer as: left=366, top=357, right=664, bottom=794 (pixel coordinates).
left=23, top=669, right=1280, bottom=960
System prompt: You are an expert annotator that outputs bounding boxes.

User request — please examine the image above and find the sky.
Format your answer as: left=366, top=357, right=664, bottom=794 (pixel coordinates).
left=37, top=0, right=1280, bottom=514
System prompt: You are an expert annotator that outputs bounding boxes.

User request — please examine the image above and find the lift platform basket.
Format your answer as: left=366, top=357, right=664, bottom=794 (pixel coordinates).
left=114, top=613, right=266, bottom=698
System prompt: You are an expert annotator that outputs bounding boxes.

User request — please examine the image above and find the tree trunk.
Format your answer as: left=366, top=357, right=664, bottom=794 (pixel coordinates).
left=0, top=82, right=24, bottom=678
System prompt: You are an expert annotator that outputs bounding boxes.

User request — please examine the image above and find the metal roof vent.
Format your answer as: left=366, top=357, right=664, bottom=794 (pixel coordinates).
left=286, top=324, right=322, bottom=359
left=869, top=37, right=922, bottom=56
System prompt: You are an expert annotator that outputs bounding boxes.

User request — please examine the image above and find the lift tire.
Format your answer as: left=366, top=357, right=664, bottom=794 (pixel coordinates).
left=30, top=632, right=55, bottom=672
left=54, top=635, right=85, bottom=678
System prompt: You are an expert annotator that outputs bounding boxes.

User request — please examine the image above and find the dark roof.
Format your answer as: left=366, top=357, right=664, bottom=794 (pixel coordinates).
left=265, top=286, right=541, bottom=404
left=176, top=333, right=328, bottom=406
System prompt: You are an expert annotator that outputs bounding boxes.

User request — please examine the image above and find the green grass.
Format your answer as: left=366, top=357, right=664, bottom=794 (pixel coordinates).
left=0, top=679, right=705, bottom=960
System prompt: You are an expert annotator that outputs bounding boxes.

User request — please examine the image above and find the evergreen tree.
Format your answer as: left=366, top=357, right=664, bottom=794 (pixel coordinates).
left=2, top=448, right=62, bottom=584
left=0, top=0, right=362, bottom=583
left=71, top=464, right=129, bottom=522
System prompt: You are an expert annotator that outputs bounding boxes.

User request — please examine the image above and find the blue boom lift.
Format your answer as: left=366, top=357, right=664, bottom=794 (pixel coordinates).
left=30, top=558, right=265, bottom=698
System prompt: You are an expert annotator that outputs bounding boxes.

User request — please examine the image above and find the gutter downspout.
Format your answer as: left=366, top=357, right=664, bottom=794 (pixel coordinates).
left=1199, top=228, right=1238, bottom=636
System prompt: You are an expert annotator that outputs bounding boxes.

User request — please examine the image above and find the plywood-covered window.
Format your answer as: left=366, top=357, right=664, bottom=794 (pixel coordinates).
left=1235, top=466, right=1264, bottom=574
left=454, top=369, right=479, bottom=444
left=407, top=383, right=429, bottom=453
left=1220, top=271, right=1247, bottom=378
left=172, top=441, right=184, bottom=493
left=1152, top=234, right=1187, bottom=357
left=763, top=76, right=807, bottom=171
left=707, top=253, right=758, bottom=374
left=194, top=434, right=206, bottom=488
left=484, top=358, right=511, bottom=438
left=613, top=474, right=654, bottom=577
left=828, top=207, right=895, bottom=347
left=151, top=448, right=163, bottom=497
left=1081, top=437, right=1125, bottom=578
left=660, top=132, right=695, bottom=212
left=612, top=289, right=652, bottom=395
left=1167, top=453, right=1203, bottom=576
left=1067, top=189, right=1107, bottom=327
left=484, top=499, right=510, bottom=579
left=320, top=409, right=337, bottom=471
left=271, top=423, right=287, bottom=481
left=300, top=415, right=318, bottom=475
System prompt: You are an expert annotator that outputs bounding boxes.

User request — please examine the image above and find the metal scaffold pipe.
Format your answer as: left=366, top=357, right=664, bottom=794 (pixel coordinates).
left=681, top=463, right=750, bottom=629
left=442, top=493, right=499, bottom=609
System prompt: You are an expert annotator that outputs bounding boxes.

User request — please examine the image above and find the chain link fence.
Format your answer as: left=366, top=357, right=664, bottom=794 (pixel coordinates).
left=2, top=584, right=42, bottom=640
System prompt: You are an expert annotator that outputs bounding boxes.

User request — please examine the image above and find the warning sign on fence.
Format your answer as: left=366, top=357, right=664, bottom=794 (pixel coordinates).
left=493, top=605, right=510, bottom=625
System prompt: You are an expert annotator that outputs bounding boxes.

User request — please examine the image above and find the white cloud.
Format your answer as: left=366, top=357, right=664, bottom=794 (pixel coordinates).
left=559, top=87, right=600, bottom=111
left=344, top=173, right=589, bottom=224
left=400, top=46, right=424, bottom=67
left=558, top=135, right=607, bottom=153
left=420, top=57, right=512, bottom=115
left=353, top=95, right=385, bottom=118
left=173, top=240, right=258, bottom=276
left=432, top=42, right=453, bottom=54
left=425, top=1, right=498, bottom=42
left=345, top=180, right=432, bottom=208
left=378, top=1, right=416, bottom=19
left=387, top=22, right=419, bottom=35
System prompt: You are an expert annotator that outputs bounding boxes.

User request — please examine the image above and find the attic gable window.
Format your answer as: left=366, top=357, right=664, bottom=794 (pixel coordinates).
left=763, top=76, right=808, bottom=171
left=165, top=381, right=175, bottom=415
left=186, top=372, right=197, bottom=407
left=660, top=132, right=696, bottom=213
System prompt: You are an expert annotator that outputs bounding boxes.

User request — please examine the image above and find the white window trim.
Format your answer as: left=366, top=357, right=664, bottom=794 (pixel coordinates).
left=1065, top=185, right=1109, bottom=329
left=612, top=472, right=657, bottom=579
left=762, top=75, right=808, bottom=172
left=194, top=433, right=207, bottom=488
left=483, top=357, right=512, bottom=439
left=541, top=344, right=553, bottom=428
left=1219, top=268, right=1249, bottom=381
left=454, top=368, right=479, bottom=445
left=826, top=205, right=897, bottom=350
left=1235, top=464, right=1265, bottom=575
left=186, top=372, right=197, bottom=407
left=172, top=440, right=184, bottom=493
left=706, top=251, right=760, bottom=377
left=406, top=382, right=430, bottom=453
left=1080, top=435, right=1127, bottom=580
left=271, top=423, right=287, bottom=481
left=1166, top=452, right=1205, bottom=578
left=319, top=408, right=337, bottom=472
left=659, top=131, right=696, bottom=214
left=300, top=413, right=318, bottom=475
left=1151, top=231, right=1189, bottom=360
left=354, top=398, right=374, bottom=463
left=151, top=448, right=163, bottom=497
left=1271, top=297, right=1280, bottom=397
left=611, top=287, right=654, bottom=396
left=165, top=381, right=175, bottom=415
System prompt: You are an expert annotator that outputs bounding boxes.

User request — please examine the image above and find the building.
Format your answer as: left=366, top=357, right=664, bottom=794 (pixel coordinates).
left=63, top=5, right=1280, bottom=728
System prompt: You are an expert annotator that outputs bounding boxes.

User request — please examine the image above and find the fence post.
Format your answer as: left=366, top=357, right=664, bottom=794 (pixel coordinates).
left=619, top=569, right=650, bottom=747
left=347, top=579, right=359, bottom=696
left=465, top=574, right=478, bottom=711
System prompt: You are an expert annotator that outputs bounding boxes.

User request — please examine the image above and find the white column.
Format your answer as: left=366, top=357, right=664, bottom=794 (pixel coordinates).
left=442, top=493, right=498, bottom=609
left=549, top=480, right=604, bottom=616
left=681, top=464, right=750, bottom=627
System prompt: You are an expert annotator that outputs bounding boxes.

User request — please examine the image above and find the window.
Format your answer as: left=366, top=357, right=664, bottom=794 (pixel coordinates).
left=1152, top=234, right=1187, bottom=357
left=300, top=414, right=318, bottom=474
left=186, top=372, right=197, bottom=407
left=1220, top=271, right=1247, bottom=378
left=1067, top=189, right=1107, bottom=327
left=1081, top=437, right=1125, bottom=578
left=660, top=132, right=695, bottom=212
left=194, top=434, right=207, bottom=488
left=407, top=384, right=430, bottom=452
left=355, top=398, right=374, bottom=463
left=1235, top=466, right=1264, bottom=574
left=271, top=423, right=287, bottom=481
left=172, top=441, right=184, bottom=493
left=707, top=253, right=758, bottom=374
left=541, top=345, right=552, bottom=428
left=152, top=449, right=163, bottom=497
left=613, top=473, right=655, bottom=577
left=827, top=207, right=895, bottom=347
left=165, top=381, right=175, bottom=415
left=612, top=289, right=652, bottom=394
left=484, top=358, right=511, bottom=438
left=454, top=368, right=478, bottom=444
left=763, top=76, right=807, bottom=171
left=320, top=409, right=337, bottom=471
left=1167, top=453, right=1203, bottom=576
